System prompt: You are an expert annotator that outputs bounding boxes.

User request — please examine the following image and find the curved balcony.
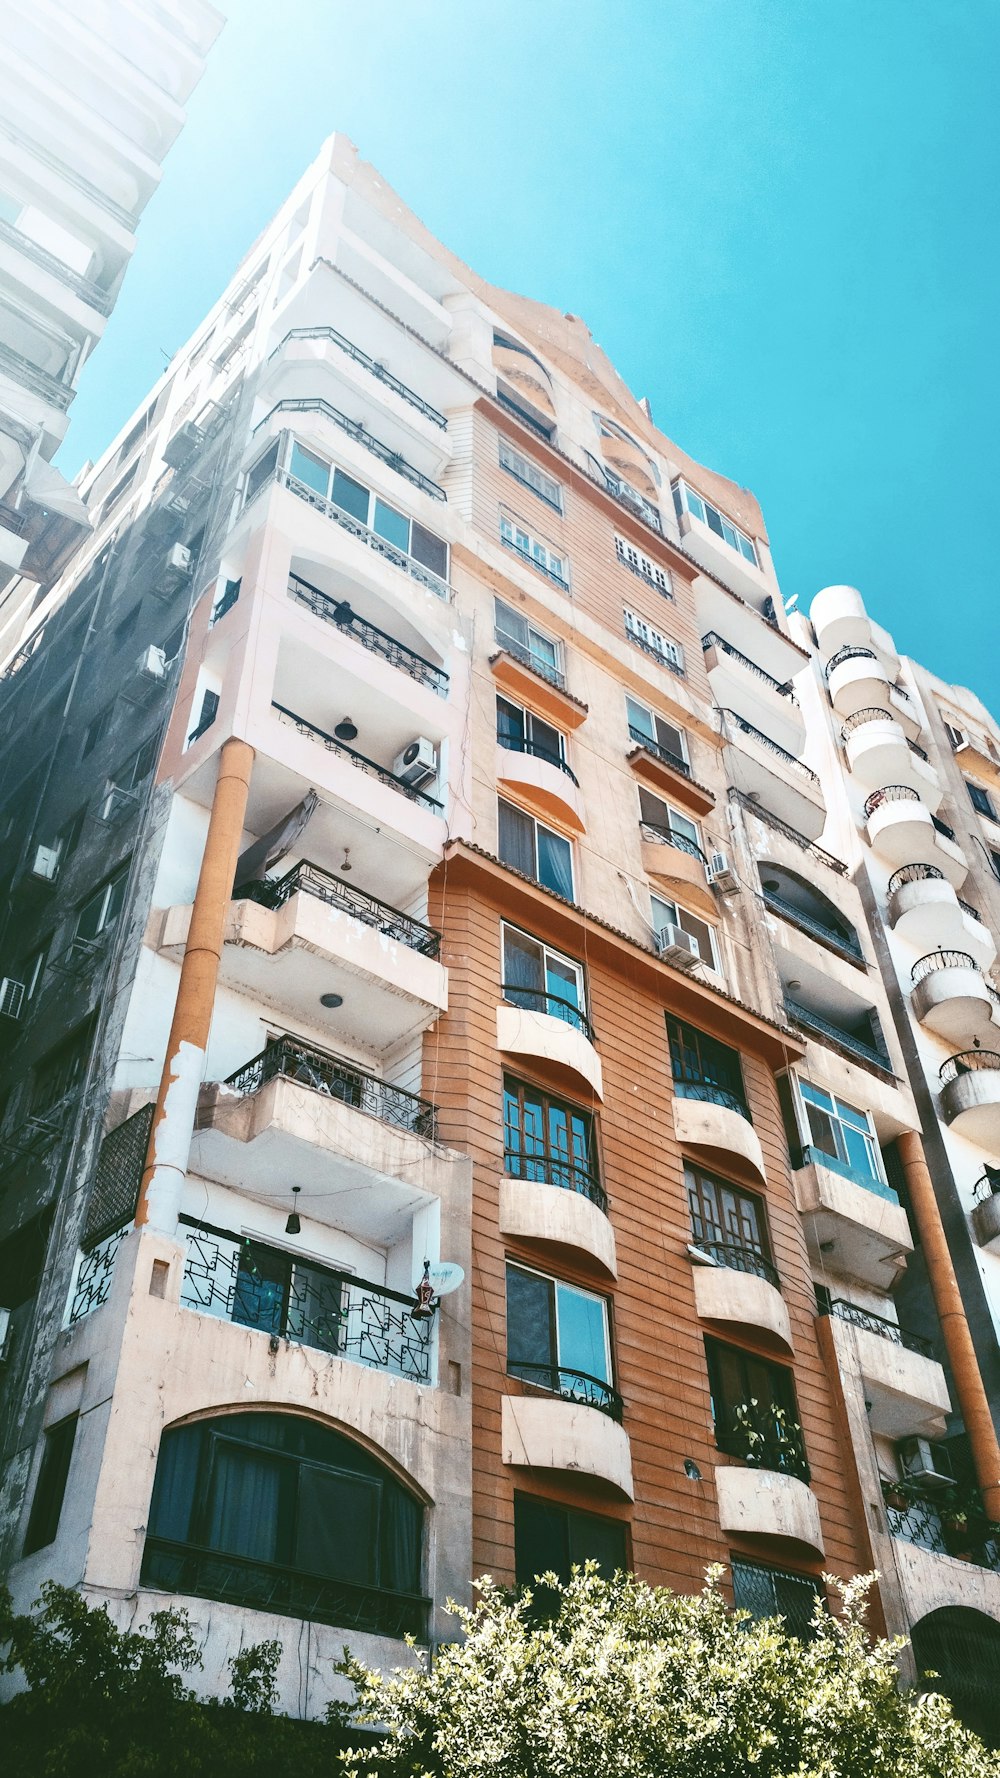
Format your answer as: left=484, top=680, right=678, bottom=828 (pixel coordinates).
left=910, top=951, right=999, bottom=1045
left=640, top=822, right=716, bottom=918
left=720, top=708, right=826, bottom=842
left=811, top=585, right=900, bottom=674
left=864, top=787, right=968, bottom=886
left=841, top=709, right=940, bottom=806
left=793, top=1149, right=913, bottom=1288
left=819, top=1299, right=949, bottom=1439
left=714, top=1465, right=824, bottom=1556
left=672, top=1085, right=767, bottom=1186
left=888, top=865, right=997, bottom=969
left=500, top=1155, right=616, bottom=1277
left=940, top=1052, right=1000, bottom=1145
left=496, top=737, right=585, bottom=833
left=702, top=633, right=805, bottom=756
left=691, top=1246, right=792, bottom=1353
left=496, top=995, right=603, bottom=1099
left=972, top=1172, right=1000, bottom=1254
left=502, top=1390, right=633, bottom=1498
left=492, top=340, right=557, bottom=419
left=826, top=645, right=892, bottom=717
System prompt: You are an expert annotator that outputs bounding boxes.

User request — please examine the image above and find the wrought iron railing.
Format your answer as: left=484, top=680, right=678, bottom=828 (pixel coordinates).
left=496, top=389, right=554, bottom=441
left=270, top=326, right=447, bottom=427
left=702, top=634, right=795, bottom=698
left=271, top=703, right=443, bottom=810
left=761, top=889, right=864, bottom=961
left=640, top=822, right=708, bottom=865
left=287, top=574, right=448, bottom=694
left=260, top=398, right=445, bottom=500
left=624, top=626, right=684, bottom=675
left=497, top=731, right=578, bottom=783
left=499, top=532, right=569, bottom=589
left=493, top=631, right=567, bottom=691
left=958, top=898, right=985, bottom=923
left=235, top=860, right=441, bottom=956
left=276, top=467, right=452, bottom=600
left=819, top=1297, right=934, bottom=1358
left=911, top=949, right=979, bottom=983
left=503, top=1148, right=607, bottom=1213
left=864, top=784, right=921, bottom=817
left=672, top=1074, right=751, bottom=1121
left=882, top=1486, right=1000, bottom=1571
left=0, top=500, right=28, bottom=537
left=784, top=998, right=891, bottom=1072
left=692, top=1240, right=780, bottom=1290
left=0, top=218, right=114, bottom=313
left=825, top=645, right=881, bottom=677
left=602, top=472, right=663, bottom=532
left=501, top=453, right=562, bottom=512
left=508, top=1361, right=623, bottom=1422
left=728, top=789, right=848, bottom=875
left=67, top=1223, right=130, bottom=1325
left=179, top=1217, right=433, bottom=1382
left=940, top=1050, right=1000, bottom=1086
left=627, top=724, right=690, bottom=777
left=721, top=709, right=818, bottom=781
left=796, top=1143, right=900, bottom=1204
left=840, top=705, right=900, bottom=740
left=223, top=1035, right=437, bottom=1137
left=908, top=738, right=930, bottom=761
left=888, top=862, right=945, bottom=892
left=0, top=341, right=74, bottom=410
left=501, top=983, right=594, bottom=1041
left=717, top=1415, right=810, bottom=1483
left=974, top=1167, right=1000, bottom=1204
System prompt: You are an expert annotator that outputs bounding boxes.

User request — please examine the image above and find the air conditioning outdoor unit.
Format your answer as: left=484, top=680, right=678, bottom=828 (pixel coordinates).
left=707, top=848, right=739, bottom=893
left=165, top=542, right=192, bottom=579
left=30, top=844, right=60, bottom=883
left=135, top=644, right=168, bottom=682
left=898, top=1436, right=954, bottom=1490
left=655, top=923, right=700, bottom=969
left=0, top=978, right=25, bottom=1020
left=393, top=737, right=438, bottom=788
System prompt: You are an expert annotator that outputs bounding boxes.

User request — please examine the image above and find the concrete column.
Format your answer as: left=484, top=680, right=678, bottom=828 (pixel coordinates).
left=897, top=1129, right=1000, bottom=1518
left=135, top=737, right=255, bottom=1234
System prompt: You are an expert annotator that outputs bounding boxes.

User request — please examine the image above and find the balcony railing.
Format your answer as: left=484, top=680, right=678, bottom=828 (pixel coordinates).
left=911, top=949, right=978, bottom=983
left=234, top=859, right=442, bottom=957
left=882, top=1486, right=1000, bottom=1571
left=504, top=1148, right=607, bottom=1213
left=627, top=724, right=690, bottom=777
left=271, top=703, right=443, bottom=811
left=692, top=1240, right=780, bottom=1290
left=819, top=1296, right=934, bottom=1358
left=508, top=1360, right=623, bottom=1422
left=624, top=627, right=684, bottom=676
left=602, top=472, right=663, bottom=533
left=940, top=1050, right=1000, bottom=1087
left=888, top=862, right=945, bottom=892
left=958, top=898, right=985, bottom=924
left=493, top=631, right=567, bottom=692
left=67, top=1223, right=130, bottom=1325
left=761, top=888, right=864, bottom=962
left=497, top=731, right=579, bottom=784
left=499, top=531, right=569, bottom=590
left=721, top=709, right=818, bottom=782
left=287, top=573, right=448, bottom=695
left=702, top=633, right=795, bottom=698
left=728, top=789, right=848, bottom=876
left=501, top=983, right=594, bottom=1041
left=224, top=1035, right=437, bottom=1137
left=260, top=398, right=445, bottom=501
left=271, top=326, right=447, bottom=427
left=640, top=822, right=708, bottom=865
left=0, top=217, right=114, bottom=314
left=0, top=341, right=74, bottom=410
left=142, top=1540, right=430, bottom=1641
left=864, top=784, right=921, bottom=817
left=932, top=813, right=957, bottom=841
left=717, top=1414, right=810, bottom=1483
left=276, top=466, right=451, bottom=600
left=0, top=500, right=28, bottom=537
left=784, top=997, right=891, bottom=1072
left=672, top=1071, right=751, bottom=1122
left=179, top=1216, right=433, bottom=1382
left=796, top=1143, right=900, bottom=1205
left=825, top=645, right=880, bottom=678
left=0, top=119, right=135, bottom=228
left=840, top=705, right=903, bottom=741
left=974, top=1167, right=1000, bottom=1204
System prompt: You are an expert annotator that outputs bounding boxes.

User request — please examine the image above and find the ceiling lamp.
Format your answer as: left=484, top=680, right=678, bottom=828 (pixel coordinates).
left=334, top=716, right=358, bottom=742
left=285, top=1186, right=302, bottom=1236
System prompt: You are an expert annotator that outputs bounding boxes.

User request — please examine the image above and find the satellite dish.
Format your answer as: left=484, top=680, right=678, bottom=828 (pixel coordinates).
left=413, top=1261, right=465, bottom=1297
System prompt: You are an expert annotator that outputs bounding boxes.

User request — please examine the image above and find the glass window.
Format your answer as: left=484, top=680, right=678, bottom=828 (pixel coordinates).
left=638, top=786, right=700, bottom=849
left=373, top=497, right=410, bottom=552
left=499, top=512, right=569, bottom=586
left=614, top=535, right=670, bottom=592
left=672, top=480, right=757, bottom=564
left=514, top=1493, right=627, bottom=1592
left=502, top=925, right=584, bottom=1026
left=506, top=1263, right=611, bottom=1395
left=705, top=1337, right=807, bottom=1478
left=288, top=441, right=330, bottom=497
left=732, top=1560, right=822, bottom=1641
left=497, top=696, right=566, bottom=768
left=83, top=704, right=114, bottom=758
left=667, top=1016, right=749, bottom=1118
left=498, top=799, right=574, bottom=900
left=330, top=466, right=369, bottom=522
left=76, top=865, right=129, bottom=943
left=625, top=696, right=687, bottom=768
left=410, top=523, right=448, bottom=579
left=651, top=894, right=719, bottom=971
left=502, top=1073, right=599, bottom=1200
left=967, top=781, right=997, bottom=820
left=494, top=597, right=563, bottom=684
left=685, top=1164, right=770, bottom=1269
left=798, top=1082, right=882, bottom=1185
left=244, top=438, right=279, bottom=503
left=23, top=1415, right=78, bottom=1555
left=623, top=607, right=684, bottom=672
left=499, top=438, right=562, bottom=510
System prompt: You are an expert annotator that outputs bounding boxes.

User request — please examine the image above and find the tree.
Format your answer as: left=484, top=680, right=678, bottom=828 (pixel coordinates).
left=332, top=1568, right=1000, bottom=1778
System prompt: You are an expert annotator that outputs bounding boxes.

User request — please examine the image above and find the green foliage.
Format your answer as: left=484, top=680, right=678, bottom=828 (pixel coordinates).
left=333, top=1567, right=1000, bottom=1778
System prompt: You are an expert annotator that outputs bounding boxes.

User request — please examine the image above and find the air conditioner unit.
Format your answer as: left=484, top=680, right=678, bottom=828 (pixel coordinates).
left=898, top=1436, right=954, bottom=1490
left=30, top=844, right=60, bottom=883
left=655, top=923, right=700, bottom=969
left=165, top=541, right=192, bottom=578
left=135, top=644, right=168, bottom=682
left=162, top=423, right=205, bottom=471
left=0, top=978, right=25, bottom=1020
left=393, top=737, right=438, bottom=788
left=707, top=848, right=739, bottom=893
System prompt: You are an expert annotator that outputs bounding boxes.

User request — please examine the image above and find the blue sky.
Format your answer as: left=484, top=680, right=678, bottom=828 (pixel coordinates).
left=63, top=0, right=999, bottom=704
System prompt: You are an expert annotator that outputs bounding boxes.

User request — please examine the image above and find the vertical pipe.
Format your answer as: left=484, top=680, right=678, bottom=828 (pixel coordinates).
left=135, top=737, right=254, bottom=1233
left=897, top=1129, right=1000, bottom=1518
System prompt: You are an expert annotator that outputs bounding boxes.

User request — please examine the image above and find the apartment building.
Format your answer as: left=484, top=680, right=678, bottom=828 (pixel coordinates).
left=0, top=0, right=224, bottom=647
left=0, top=133, right=998, bottom=1735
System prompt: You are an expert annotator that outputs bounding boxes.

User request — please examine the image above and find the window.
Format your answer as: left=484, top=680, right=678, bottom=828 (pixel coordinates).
left=626, top=696, right=687, bottom=771
left=497, top=697, right=567, bottom=772
left=615, top=535, right=671, bottom=594
left=638, top=786, right=701, bottom=851
left=499, top=438, right=562, bottom=510
left=287, top=443, right=448, bottom=581
left=667, top=1016, right=749, bottom=1119
left=123, top=733, right=159, bottom=789
left=82, top=704, right=114, bottom=758
left=943, top=720, right=967, bottom=751
left=187, top=688, right=219, bottom=745
left=23, top=1415, right=78, bottom=1555
left=99, top=458, right=140, bottom=519
left=30, top=1021, right=93, bottom=1115
left=503, top=1073, right=601, bottom=1203
left=672, top=480, right=758, bottom=565
left=76, top=864, right=129, bottom=944
left=705, top=1338, right=807, bottom=1478
left=796, top=1081, right=885, bottom=1190
left=623, top=607, right=684, bottom=674
left=499, top=512, right=568, bottom=587
left=502, top=927, right=586, bottom=1030
left=498, top=799, right=574, bottom=899
left=142, top=1413, right=425, bottom=1638
left=991, top=850, right=1000, bottom=883
left=244, top=437, right=279, bottom=504
left=967, top=781, right=997, bottom=821
left=732, top=1560, right=822, bottom=1641
left=494, top=597, right=564, bottom=688
left=686, top=1163, right=772, bottom=1277
left=22, top=938, right=48, bottom=1001
left=506, top=1263, right=615, bottom=1412
left=651, top=895, right=719, bottom=973
left=514, top=1493, right=627, bottom=1596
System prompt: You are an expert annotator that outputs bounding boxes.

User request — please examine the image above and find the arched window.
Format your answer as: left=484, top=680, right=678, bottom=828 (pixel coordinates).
left=142, top=1412, right=427, bottom=1639
left=912, top=1607, right=1000, bottom=1748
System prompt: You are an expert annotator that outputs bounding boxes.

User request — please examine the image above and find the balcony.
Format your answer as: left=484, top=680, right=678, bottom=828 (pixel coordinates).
left=690, top=1244, right=792, bottom=1353
left=255, top=396, right=446, bottom=504
left=499, top=1152, right=616, bottom=1277
left=502, top=1391, right=633, bottom=1499
left=496, top=733, right=585, bottom=833
left=0, top=499, right=29, bottom=573
left=841, top=708, right=940, bottom=805
left=864, top=787, right=968, bottom=886
left=939, top=1052, right=1000, bottom=1146
left=671, top=1076, right=767, bottom=1186
left=826, top=645, right=893, bottom=717
left=272, top=704, right=442, bottom=810
left=719, top=708, right=826, bottom=842
left=0, top=215, right=114, bottom=321
left=626, top=727, right=715, bottom=819
left=497, top=990, right=603, bottom=1099
left=784, top=997, right=891, bottom=1075
left=819, top=1299, right=949, bottom=1438
left=910, top=951, right=1000, bottom=1046
left=261, top=324, right=446, bottom=444
left=811, top=585, right=899, bottom=672
left=261, top=462, right=452, bottom=601
left=639, top=823, right=716, bottom=918
left=972, top=1172, right=1000, bottom=1254
left=884, top=1485, right=1000, bottom=1573
left=793, top=1149, right=912, bottom=1288
left=715, top=1465, right=825, bottom=1556
left=287, top=574, right=448, bottom=696
left=888, top=864, right=997, bottom=970
left=702, top=633, right=804, bottom=756
left=762, top=885, right=865, bottom=965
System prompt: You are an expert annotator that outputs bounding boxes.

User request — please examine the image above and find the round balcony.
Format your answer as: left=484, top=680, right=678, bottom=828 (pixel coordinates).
left=499, top=1157, right=617, bottom=1277
left=502, top=1389, right=633, bottom=1499
left=714, top=1465, right=825, bottom=1556
left=910, top=951, right=999, bottom=1045
left=826, top=645, right=892, bottom=717
left=841, top=709, right=941, bottom=807
left=672, top=1085, right=767, bottom=1185
left=864, top=789, right=968, bottom=887
left=811, top=585, right=900, bottom=674
left=691, top=1246, right=792, bottom=1353
left=939, top=1051, right=1000, bottom=1145
left=497, top=991, right=603, bottom=1099
left=888, top=865, right=997, bottom=969
left=496, top=738, right=585, bottom=833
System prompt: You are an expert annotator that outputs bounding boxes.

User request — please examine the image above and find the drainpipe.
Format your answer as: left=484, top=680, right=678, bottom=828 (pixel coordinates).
left=135, top=737, right=255, bottom=1234
left=897, top=1129, right=1000, bottom=1518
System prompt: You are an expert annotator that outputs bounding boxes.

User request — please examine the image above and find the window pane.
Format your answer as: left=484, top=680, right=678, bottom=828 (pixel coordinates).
left=497, top=697, right=525, bottom=747
left=232, top=1244, right=287, bottom=1335
left=515, top=1494, right=571, bottom=1588
left=653, top=715, right=686, bottom=760
left=555, top=1283, right=608, bottom=1382
left=104, top=869, right=129, bottom=930
left=498, top=800, right=536, bottom=877
left=296, top=1466, right=378, bottom=1585
left=677, top=907, right=716, bottom=968
left=506, top=1266, right=555, bottom=1377
left=668, top=809, right=699, bottom=845
left=245, top=438, right=279, bottom=501
left=568, top=1511, right=627, bottom=1576
left=738, top=534, right=757, bottom=563
left=373, top=498, right=410, bottom=552
left=331, top=467, right=369, bottom=523
left=841, top=1121, right=878, bottom=1182
left=528, top=713, right=563, bottom=761
left=626, top=697, right=654, bottom=742
left=23, top=1416, right=77, bottom=1555
left=206, top=1442, right=283, bottom=1562
left=687, top=489, right=706, bottom=521
left=545, top=953, right=580, bottom=1009
left=706, top=504, right=726, bottom=539
left=503, top=927, right=544, bottom=995
left=289, top=442, right=330, bottom=497
left=410, top=523, right=448, bottom=578
left=527, top=626, right=558, bottom=670
left=536, top=827, right=574, bottom=899
left=495, top=597, right=526, bottom=647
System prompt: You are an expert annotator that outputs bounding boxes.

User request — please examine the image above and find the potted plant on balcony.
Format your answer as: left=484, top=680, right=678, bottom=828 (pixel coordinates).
left=731, top=1401, right=806, bottom=1478
left=881, top=1477, right=909, bottom=1512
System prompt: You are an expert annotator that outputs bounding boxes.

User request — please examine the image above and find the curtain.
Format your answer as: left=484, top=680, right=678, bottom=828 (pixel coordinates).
left=147, top=1424, right=200, bottom=1543
left=498, top=802, right=535, bottom=877
left=206, top=1442, right=282, bottom=1562
left=504, top=928, right=542, bottom=999
left=296, top=1466, right=377, bottom=1586
left=382, top=1488, right=422, bottom=1594
left=537, top=828, right=573, bottom=900
left=506, top=1266, right=555, bottom=1375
